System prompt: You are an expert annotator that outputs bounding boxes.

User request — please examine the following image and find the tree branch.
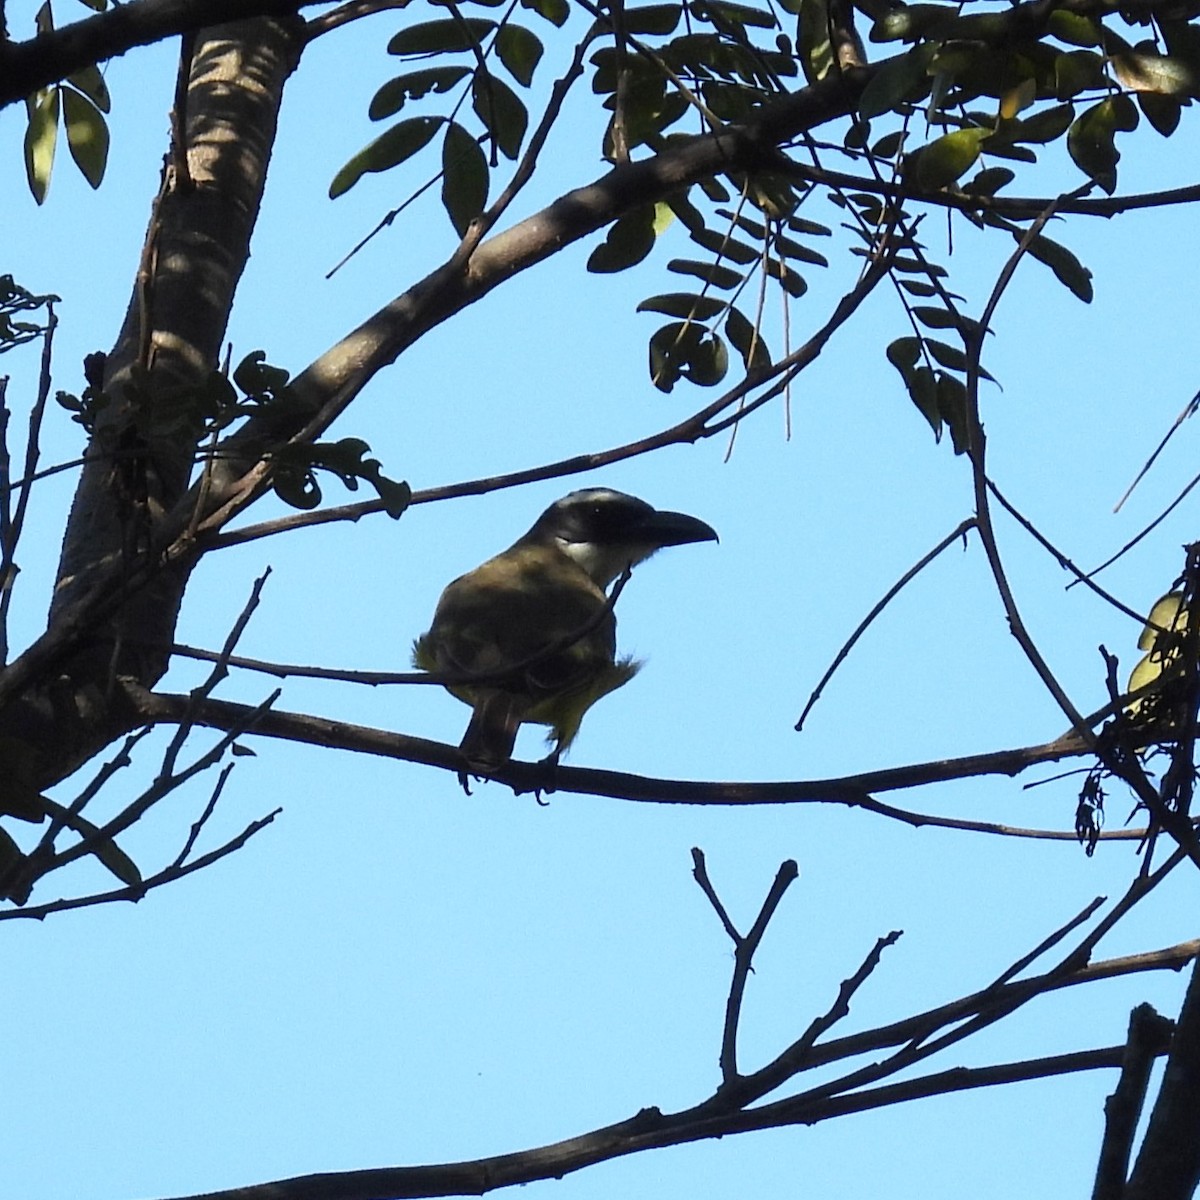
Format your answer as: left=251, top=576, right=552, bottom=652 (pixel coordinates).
left=129, top=688, right=1170, bottom=844
left=1125, top=956, right=1200, bottom=1200
left=0, top=0, right=313, bottom=106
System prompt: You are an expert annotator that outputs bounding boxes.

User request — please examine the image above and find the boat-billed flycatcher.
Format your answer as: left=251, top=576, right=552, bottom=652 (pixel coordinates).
left=414, top=488, right=718, bottom=776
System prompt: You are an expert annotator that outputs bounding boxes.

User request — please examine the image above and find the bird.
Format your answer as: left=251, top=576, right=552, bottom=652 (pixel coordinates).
left=413, top=487, right=718, bottom=782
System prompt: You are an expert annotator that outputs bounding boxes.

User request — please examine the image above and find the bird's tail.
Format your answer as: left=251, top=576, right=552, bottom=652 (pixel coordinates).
left=460, top=690, right=526, bottom=772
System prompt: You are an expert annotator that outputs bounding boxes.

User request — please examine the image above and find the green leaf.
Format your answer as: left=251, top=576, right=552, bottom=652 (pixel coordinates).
left=689, top=226, right=760, bottom=265
left=1129, top=650, right=1169, bottom=696
left=925, top=338, right=968, bottom=371
left=764, top=257, right=807, bottom=297
left=1138, top=92, right=1183, bottom=137
left=329, top=116, right=444, bottom=198
left=892, top=256, right=947, bottom=277
left=496, top=24, right=544, bottom=87
left=472, top=74, right=527, bottom=159
left=369, top=68, right=470, bottom=120
left=624, top=4, right=683, bottom=34
left=274, top=439, right=412, bottom=518
left=274, top=468, right=322, bottom=510
left=66, top=63, right=111, bottom=112
left=697, top=0, right=778, bottom=29
left=1067, top=95, right=1138, bottom=194
left=912, top=306, right=957, bottom=330
left=798, top=0, right=834, bottom=83
left=588, top=206, right=656, bottom=273
left=936, top=371, right=969, bottom=454
left=870, top=3, right=954, bottom=43
left=519, top=0, right=569, bottom=25
left=858, top=48, right=932, bottom=120
left=963, top=166, right=1015, bottom=195
left=234, top=350, right=291, bottom=398
left=906, top=365, right=940, bottom=436
left=90, top=831, right=143, bottom=888
left=871, top=130, right=907, bottom=158
left=1047, top=11, right=1101, bottom=47
left=1139, top=592, right=1186, bottom=651
left=24, top=88, right=59, bottom=205
left=637, top=292, right=727, bottom=320
left=1023, top=233, right=1094, bottom=302
left=1111, top=51, right=1196, bottom=96
left=1054, top=50, right=1105, bottom=100
left=1011, top=103, right=1073, bottom=144
left=62, top=88, right=109, bottom=188
left=775, top=235, right=828, bottom=267
left=886, top=335, right=922, bottom=372
left=725, top=306, right=770, bottom=371
left=388, top=19, right=496, bottom=55
left=909, top=127, right=987, bottom=189
left=442, top=122, right=489, bottom=236
left=667, top=258, right=743, bottom=290
left=648, top=322, right=728, bottom=391
left=786, top=214, right=832, bottom=237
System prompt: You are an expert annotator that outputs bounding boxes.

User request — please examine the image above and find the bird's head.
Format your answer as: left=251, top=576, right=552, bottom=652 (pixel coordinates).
left=525, top=488, right=718, bottom=587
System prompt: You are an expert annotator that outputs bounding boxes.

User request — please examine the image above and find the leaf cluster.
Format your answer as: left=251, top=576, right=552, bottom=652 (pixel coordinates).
left=330, top=0, right=570, bottom=234
left=0, top=275, right=58, bottom=355
left=21, top=2, right=112, bottom=203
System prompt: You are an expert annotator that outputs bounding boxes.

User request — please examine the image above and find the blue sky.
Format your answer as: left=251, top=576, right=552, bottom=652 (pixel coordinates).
left=3, top=4, right=1200, bottom=1199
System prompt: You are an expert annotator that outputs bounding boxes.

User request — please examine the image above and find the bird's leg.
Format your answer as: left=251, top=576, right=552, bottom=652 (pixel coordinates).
left=457, top=769, right=473, bottom=795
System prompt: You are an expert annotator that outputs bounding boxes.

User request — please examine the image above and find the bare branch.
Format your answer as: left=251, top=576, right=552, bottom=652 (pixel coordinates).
left=0, top=805, right=281, bottom=923
left=796, top=517, right=976, bottom=732
left=0, top=301, right=56, bottom=658
left=1092, top=1003, right=1176, bottom=1200
left=303, top=0, right=409, bottom=41
left=147, top=1041, right=1164, bottom=1200
left=689, top=851, right=799, bottom=1086
left=1126, top=957, right=1200, bottom=1200
left=767, top=158, right=1200, bottom=221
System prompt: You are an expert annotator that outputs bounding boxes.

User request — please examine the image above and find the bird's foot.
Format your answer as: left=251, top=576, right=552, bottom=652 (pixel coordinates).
left=530, top=749, right=562, bottom=803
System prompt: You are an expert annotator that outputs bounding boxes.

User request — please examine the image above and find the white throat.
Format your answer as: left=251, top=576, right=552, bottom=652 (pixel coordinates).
left=556, top=537, right=657, bottom=588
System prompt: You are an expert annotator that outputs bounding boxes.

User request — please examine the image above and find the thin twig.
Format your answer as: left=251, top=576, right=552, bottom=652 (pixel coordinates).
left=1113, top=387, right=1200, bottom=514
left=691, top=850, right=799, bottom=1085
left=208, top=256, right=891, bottom=553
left=173, top=762, right=235, bottom=867
left=160, top=568, right=272, bottom=779
left=796, top=517, right=975, bottom=731
left=987, top=476, right=1156, bottom=628
left=0, top=807, right=281, bottom=923
left=304, top=0, right=409, bottom=40
left=0, top=376, right=11, bottom=664
left=991, top=895, right=1106, bottom=989
left=33, top=727, right=153, bottom=858
left=0, top=301, right=56, bottom=645
left=34, top=690, right=280, bottom=886
left=1079, top=467, right=1200, bottom=587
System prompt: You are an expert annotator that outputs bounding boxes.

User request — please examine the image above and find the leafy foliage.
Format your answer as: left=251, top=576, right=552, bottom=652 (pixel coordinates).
left=0, top=276, right=58, bottom=355
left=20, top=3, right=111, bottom=202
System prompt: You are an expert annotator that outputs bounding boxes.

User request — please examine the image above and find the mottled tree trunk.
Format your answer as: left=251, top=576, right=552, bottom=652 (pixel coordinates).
left=0, top=17, right=304, bottom=810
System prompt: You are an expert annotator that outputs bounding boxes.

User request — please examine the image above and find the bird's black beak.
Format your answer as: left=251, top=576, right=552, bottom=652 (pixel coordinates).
left=633, top=508, right=719, bottom=549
